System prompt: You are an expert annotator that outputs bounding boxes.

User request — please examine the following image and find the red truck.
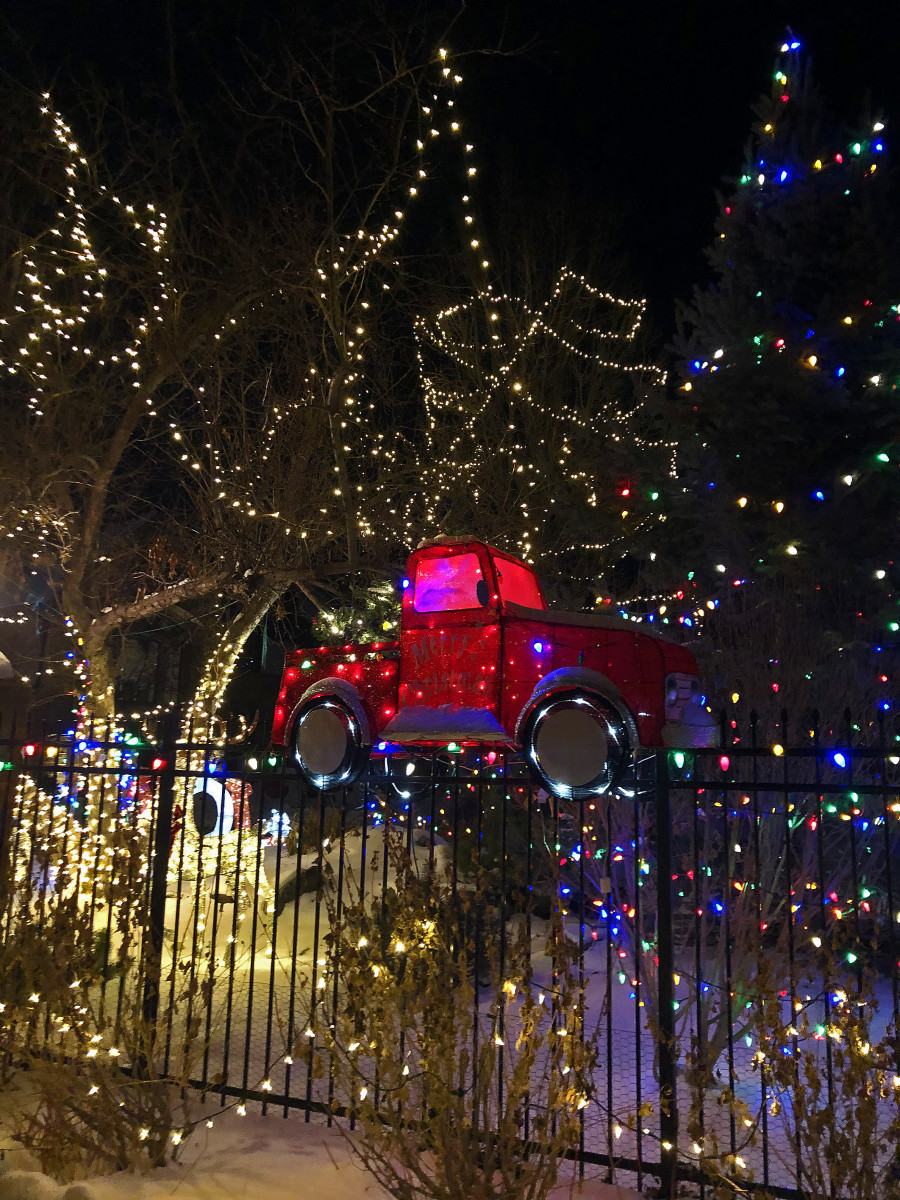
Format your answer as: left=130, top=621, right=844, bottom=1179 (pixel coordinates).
left=271, top=537, right=716, bottom=799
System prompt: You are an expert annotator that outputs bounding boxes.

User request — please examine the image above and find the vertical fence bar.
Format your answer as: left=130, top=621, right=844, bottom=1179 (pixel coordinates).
left=632, top=787, right=643, bottom=1189
left=524, top=769, right=534, bottom=1147
left=780, top=709, right=802, bottom=1191
left=811, top=712, right=835, bottom=1115
left=844, top=709, right=864, bottom=995
left=472, top=763, right=484, bottom=1130
left=201, top=771, right=229, bottom=1097
left=497, top=764, right=508, bottom=1125
left=749, top=711, right=769, bottom=1190
left=283, top=761, right=309, bottom=1116
left=262, top=760, right=285, bottom=1116
left=603, top=790, right=614, bottom=1181
left=690, top=778, right=705, bottom=1193
left=326, top=783, right=350, bottom=1126
left=186, top=744, right=209, bottom=1084
left=0, top=714, right=22, bottom=944
left=141, top=712, right=179, bottom=1034
left=305, top=786, right=327, bottom=1119
left=220, top=725, right=245, bottom=1106
left=655, top=749, right=678, bottom=1198
left=98, top=719, right=118, bottom=1004
left=878, top=711, right=900, bottom=1028
left=0, top=714, right=16, bottom=904
left=162, top=714, right=195, bottom=1074
left=719, top=779, right=737, bottom=1159
left=577, top=790, right=586, bottom=1179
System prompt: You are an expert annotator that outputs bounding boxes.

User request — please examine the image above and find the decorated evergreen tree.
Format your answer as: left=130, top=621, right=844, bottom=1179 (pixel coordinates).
left=670, top=36, right=900, bottom=718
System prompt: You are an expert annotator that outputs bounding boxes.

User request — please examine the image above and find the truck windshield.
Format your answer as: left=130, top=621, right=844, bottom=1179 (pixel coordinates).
left=493, top=556, right=544, bottom=608
left=414, top=552, right=487, bottom=612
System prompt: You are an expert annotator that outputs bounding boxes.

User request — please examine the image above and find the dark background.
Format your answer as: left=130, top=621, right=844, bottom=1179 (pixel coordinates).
left=4, top=0, right=900, bottom=331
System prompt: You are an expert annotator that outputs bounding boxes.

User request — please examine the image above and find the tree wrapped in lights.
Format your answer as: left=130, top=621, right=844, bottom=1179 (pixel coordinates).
left=672, top=36, right=900, bottom=717
left=0, top=11, right=465, bottom=728
left=410, top=266, right=675, bottom=606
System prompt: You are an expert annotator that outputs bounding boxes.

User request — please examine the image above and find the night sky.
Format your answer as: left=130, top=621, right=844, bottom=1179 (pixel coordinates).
left=5, top=0, right=900, bottom=333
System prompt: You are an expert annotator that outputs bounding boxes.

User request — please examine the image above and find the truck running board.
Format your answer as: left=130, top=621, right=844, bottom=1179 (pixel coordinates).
left=380, top=705, right=513, bottom=745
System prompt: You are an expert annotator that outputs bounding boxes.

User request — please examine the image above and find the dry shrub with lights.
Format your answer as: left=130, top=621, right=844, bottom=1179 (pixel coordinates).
left=679, top=951, right=900, bottom=1200
left=0, top=774, right=196, bottom=1177
left=317, top=834, right=602, bottom=1200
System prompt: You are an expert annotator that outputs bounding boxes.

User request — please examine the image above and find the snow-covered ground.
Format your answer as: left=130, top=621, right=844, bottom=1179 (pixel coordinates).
left=0, top=1107, right=640, bottom=1200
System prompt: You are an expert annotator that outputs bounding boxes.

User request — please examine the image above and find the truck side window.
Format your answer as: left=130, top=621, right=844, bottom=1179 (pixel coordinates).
left=493, top=556, right=544, bottom=609
left=414, top=553, right=487, bottom=613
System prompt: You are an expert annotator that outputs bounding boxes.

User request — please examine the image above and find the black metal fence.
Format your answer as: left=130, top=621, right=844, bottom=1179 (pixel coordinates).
left=1, top=710, right=899, bottom=1197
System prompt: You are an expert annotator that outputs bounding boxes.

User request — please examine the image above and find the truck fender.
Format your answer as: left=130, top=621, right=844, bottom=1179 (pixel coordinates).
left=514, top=667, right=639, bottom=749
left=288, top=677, right=373, bottom=748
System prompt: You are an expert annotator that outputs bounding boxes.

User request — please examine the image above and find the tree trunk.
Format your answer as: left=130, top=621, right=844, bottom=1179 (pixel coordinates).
left=80, top=628, right=119, bottom=725
left=181, top=579, right=287, bottom=741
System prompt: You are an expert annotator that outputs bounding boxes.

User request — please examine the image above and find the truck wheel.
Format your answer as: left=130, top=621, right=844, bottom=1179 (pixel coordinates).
left=292, top=695, right=370, bottom=790
left=521, top=690, right=629, bottom=799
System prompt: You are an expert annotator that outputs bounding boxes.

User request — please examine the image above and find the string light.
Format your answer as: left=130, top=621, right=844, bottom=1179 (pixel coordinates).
left=409, top=267, right=675, bottom=575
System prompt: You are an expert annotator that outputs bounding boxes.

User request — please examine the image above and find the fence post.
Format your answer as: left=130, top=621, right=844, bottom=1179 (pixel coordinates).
left=0, top=713, right=19, bottom=903
left=655, top=748, right=678, bottom=1197
left=141, top=710, right=180, bottom=1033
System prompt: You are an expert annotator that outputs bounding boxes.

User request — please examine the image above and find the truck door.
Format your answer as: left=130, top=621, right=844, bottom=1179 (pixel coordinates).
left=399, top=545, right=501, bottom=713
